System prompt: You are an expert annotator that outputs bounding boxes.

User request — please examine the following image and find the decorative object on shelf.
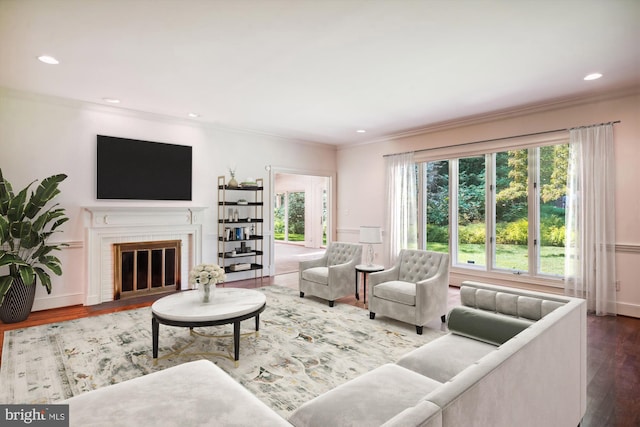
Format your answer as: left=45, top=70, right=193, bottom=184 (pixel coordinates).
left=188, top=263, right=226, bottom=303
left=233, top=209, right=239, bottom=222
left=237, top=199, right=248, bottom=205
left=0, top=169, right=69, bottom=324
left=359, top=226, right=382, bottom=266
left=227, top=166, right=238, bottom=188
left=240, top=178, right=257, bottom=188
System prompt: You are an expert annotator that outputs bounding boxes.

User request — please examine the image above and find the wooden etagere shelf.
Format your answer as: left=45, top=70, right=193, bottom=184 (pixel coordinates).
left=217, top=176, right=264, bottom=277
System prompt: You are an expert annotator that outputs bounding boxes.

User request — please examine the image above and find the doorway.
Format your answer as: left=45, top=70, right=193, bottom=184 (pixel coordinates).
left=271, top=171, right=332, bottom=275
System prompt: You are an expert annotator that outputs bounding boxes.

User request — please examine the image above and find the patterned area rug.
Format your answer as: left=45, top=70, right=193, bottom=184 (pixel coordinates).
left=0, top=285, right=445, bottom=418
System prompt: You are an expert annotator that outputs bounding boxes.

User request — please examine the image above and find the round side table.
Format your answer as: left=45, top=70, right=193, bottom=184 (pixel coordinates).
left=355, top=264, right=385, bottom=305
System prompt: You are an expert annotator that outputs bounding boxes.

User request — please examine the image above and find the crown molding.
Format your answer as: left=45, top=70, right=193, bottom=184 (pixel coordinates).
left=0, top=86, right=335, bottom=150
left=340, top=86, right=640, bottom=150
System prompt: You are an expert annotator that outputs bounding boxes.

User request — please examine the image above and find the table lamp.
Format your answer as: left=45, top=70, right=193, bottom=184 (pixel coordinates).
left=359, top=226, right=382, bottom=266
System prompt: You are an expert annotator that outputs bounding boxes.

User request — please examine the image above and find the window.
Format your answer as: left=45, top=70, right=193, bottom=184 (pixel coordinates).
left=420, top=141, right=568, bottom=283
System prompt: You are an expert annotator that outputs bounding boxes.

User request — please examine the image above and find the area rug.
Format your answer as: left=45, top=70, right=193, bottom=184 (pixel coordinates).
left=0, top=285, right=445, bottom=418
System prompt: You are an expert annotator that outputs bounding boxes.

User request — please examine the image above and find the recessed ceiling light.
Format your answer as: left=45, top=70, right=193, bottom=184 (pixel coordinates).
left=188, top=113, right=200, bottom=118
left=102, top=98, right=121, bottom=104
left=584, top=73, right=603, bottom=81
left=37, top=55, right=59, bottom=65
left=356, top=129, right=366, bottom=133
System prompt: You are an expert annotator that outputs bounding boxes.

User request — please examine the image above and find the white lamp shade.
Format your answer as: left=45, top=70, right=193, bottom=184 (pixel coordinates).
left=359, top=226, right=382, bottom=244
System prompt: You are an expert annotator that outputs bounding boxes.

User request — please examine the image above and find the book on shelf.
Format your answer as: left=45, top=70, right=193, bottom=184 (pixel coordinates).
left=229, top=263, right=252, bottom=272
left=224, top=251, right=256, bottom=257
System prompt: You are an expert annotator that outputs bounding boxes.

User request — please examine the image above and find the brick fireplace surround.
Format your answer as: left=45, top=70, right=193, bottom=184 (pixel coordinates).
left=83, top=206, right=205, bottom=305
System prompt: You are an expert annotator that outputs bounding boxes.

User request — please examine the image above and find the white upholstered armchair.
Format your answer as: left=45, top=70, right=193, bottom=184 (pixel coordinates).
left=299, top=242, right=362, bottom=307
left=368, top=249, right=450, bottom=334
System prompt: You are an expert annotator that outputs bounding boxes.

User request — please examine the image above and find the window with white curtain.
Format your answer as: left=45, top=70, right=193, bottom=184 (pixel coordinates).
left=419, top=139, right=569, bottom=285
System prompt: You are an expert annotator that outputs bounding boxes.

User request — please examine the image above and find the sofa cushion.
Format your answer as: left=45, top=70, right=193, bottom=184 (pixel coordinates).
left=301, top=267, right=329, bottom=285
left=64, top=360, right=291, bottom=427
left=396, top=333, right=496, bottom=383
left=447, top=306, right=533, bottom=346
left=288, top=364, right=441, bottom=427
left=460, top=284, right=565, bottom=321
left=372, top=281, right=416, bottom=306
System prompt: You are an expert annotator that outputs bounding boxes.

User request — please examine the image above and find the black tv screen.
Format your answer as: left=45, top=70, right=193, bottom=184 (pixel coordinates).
left=97, top=135, right=192, bottom=201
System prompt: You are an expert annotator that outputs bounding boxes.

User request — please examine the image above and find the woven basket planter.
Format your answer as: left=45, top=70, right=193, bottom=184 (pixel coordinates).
left=0, top=276, right=37, bottom=324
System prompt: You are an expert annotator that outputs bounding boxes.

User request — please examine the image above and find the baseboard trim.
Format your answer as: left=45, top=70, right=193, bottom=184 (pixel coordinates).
left=32, top=293, right=84, bottom=312
left=616, top=301, right=640, bottom=318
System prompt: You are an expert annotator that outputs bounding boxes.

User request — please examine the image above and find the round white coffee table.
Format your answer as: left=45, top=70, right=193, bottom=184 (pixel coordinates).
left=151, top=288, right=266, bottom=363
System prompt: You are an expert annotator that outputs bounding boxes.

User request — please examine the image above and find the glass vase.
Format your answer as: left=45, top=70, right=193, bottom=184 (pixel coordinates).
left=199, top=283, right=215, bottom=303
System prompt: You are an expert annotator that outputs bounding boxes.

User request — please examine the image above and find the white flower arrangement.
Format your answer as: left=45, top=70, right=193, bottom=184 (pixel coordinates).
left=189, top=263, right=226, bottom=287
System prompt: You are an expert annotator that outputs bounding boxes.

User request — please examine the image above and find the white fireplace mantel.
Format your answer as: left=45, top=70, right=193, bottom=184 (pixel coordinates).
left=83, top=206, right=207, bottom=306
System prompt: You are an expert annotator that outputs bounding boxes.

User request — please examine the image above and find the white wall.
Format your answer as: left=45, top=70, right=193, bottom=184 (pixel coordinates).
left=336, top=91, right=640, bottom=318
left=0, top=88, right=336, bottom=311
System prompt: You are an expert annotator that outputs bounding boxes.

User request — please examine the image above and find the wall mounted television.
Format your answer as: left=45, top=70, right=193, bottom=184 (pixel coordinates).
left=97, top=135, right=192, bottom=201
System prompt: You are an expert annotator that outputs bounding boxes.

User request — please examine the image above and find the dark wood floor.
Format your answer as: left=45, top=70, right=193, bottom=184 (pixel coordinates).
left=1, top=276, right=638, bottom=426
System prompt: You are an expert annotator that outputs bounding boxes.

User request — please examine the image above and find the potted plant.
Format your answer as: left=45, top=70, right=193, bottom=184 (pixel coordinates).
left=0, top=168, right=68, bottom=323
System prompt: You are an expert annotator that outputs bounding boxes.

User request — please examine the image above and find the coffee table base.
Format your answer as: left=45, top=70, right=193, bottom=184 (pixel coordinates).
left=152, top=327, right=260, bottom=367
left=152, top=303, right=265, bottom=365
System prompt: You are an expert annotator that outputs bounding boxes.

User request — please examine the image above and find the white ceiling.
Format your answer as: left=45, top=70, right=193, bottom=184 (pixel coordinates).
left=1, top=0, right=639, bottom=146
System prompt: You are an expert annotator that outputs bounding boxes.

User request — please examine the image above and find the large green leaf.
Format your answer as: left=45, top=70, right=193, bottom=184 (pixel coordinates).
left=0, top=275, right=15, bottom=304
left=40, top=255, right=63, bottom=276
left=34, top=267, right=51, bottom=294
left=0, top=214, right=9, bottom=244
left=0, top=253, right=28, bottom=267
left=24, top=174, right=67, bottom=219
left=17, top=265, right=36, bottom=287
left=6, top=182, right=33, bottom=222
left=0, top=174, right=14, bottom=216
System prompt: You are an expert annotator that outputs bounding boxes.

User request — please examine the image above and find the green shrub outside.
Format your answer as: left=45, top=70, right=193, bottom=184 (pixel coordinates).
left=427, top=218, right=565, bottom=247
left=458, top=223, right=486, bottom=244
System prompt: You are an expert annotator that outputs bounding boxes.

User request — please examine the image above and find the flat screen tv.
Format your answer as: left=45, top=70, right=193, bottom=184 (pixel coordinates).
left=97, top=135, right=192, bottom=201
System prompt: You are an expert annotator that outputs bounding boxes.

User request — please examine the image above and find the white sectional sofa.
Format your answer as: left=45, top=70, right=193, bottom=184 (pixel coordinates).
left=64, top=281, right=586, bottom=427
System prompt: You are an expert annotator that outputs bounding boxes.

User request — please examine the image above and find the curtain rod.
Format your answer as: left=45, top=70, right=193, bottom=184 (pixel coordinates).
left=383, top=120, right=621, bottom=157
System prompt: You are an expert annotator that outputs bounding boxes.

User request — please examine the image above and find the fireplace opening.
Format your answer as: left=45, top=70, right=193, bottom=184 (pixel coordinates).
left=113, top=240, right=181, bottom=299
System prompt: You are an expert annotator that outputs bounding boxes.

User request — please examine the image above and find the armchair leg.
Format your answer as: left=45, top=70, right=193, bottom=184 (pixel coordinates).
left=416, top=326, right=423, bottom=335
left=441, top=314, right=446, bottom=323
left=369, top=312, right=375, bottom=319
left=329, top=300, right=334, bottom=307
left=300, top=291, right=304, bottom=298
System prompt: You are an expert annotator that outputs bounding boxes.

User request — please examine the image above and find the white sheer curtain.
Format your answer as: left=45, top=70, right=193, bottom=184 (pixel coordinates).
left=384, top=152, right=418, bottom=265
left=565, top=123, right=617, bottom=316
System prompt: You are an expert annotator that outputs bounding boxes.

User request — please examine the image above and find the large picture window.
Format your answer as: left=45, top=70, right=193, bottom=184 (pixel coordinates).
left=420, top=141, right=568, bottom=283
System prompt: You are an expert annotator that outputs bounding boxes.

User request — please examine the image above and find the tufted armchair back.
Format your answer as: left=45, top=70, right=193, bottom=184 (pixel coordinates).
left=326, top=242, right=362, bottom=266
left=397, top=249, right=446, bottom=282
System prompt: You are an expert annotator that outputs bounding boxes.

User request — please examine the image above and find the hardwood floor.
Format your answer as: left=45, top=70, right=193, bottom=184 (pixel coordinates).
left=1, top=275, right=638, bottom=426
